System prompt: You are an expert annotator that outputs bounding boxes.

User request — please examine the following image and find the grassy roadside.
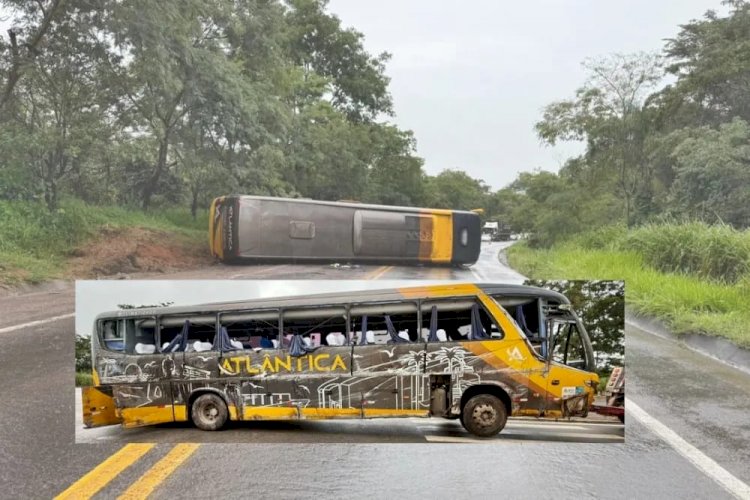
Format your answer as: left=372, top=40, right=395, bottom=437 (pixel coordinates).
left=75, top=372, right=93, bottom=387
left=0, top=198, right=208, bottom=285
left=507, top=241, right=750, bottom=349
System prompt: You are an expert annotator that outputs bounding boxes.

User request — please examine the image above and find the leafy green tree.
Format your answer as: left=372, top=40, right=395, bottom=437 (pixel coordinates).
left=536, top=53, right=663, bottom=227
left=668, top=118, right=750, bottom=227
left=423, top=169, right=490, bottom=211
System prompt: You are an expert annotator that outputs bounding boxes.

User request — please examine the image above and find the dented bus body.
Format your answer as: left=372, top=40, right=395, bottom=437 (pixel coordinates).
left=83, top=283, right=599, bottom=437
left=208, top=195, right=481, bottom=266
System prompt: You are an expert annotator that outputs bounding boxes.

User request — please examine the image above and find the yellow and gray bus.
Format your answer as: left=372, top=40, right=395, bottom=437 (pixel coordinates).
left=83, top=283, right=598, bottom=437
left=209, top=195, right=481, bottom=265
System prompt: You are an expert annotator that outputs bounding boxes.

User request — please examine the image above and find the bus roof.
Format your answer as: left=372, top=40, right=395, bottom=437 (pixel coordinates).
left=226, top=194, right=480, bottom=216
left=94, top=283, right=570, bottom=320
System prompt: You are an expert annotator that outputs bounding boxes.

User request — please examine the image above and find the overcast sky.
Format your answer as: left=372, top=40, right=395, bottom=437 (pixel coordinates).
left=327, top=0, right=723, bottom=188
left=1, top=1, right=724, bottom=189
left=75, top=279, right=450, bottom=335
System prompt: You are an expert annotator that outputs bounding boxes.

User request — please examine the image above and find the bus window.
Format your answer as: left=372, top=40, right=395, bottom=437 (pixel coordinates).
left=551, top=322, right=587, bottom=369
left=220, top=310, right=279, bottom=350
left=420, top=299, right=504, bottom=342
left=99, top=318, right=155, bottom=354
left=101, top=320, right=124, bottom=352
left=282, top=307, right=347, bottom=347
left=159, top=315, right=216, bottom=352
left=350, top=302, right=418, bottom=344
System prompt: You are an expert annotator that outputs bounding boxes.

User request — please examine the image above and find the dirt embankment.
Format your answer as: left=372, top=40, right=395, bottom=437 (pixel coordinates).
left=68, top=227, right=214, bottom=278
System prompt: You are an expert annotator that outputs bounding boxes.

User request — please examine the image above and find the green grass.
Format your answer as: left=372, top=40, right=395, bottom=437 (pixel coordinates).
left=75, top=372, right=93, bottom=387
left=507, top=241, right=750, bottom=348
left=0, top=198, right=207, bottom=284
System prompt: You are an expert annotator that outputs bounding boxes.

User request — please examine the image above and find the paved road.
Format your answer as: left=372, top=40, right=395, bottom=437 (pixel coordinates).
left=0, top=242, right=748, bottom=499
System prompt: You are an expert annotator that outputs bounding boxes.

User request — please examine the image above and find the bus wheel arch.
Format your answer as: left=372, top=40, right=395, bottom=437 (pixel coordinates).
left=188, top=390, right=229, bottom=431
left=459, top=385, right=511, bottom=438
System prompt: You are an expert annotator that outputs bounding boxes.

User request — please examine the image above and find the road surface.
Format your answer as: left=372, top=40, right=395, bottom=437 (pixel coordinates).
left=1, top=241, right=748, bottom=499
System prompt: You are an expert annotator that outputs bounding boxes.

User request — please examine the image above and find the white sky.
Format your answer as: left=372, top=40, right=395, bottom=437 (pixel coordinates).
left=75, top=279, right=451, bottom=336
left=327, top=0, right=725, bottom=188
left=2, top=1, right=726, bottom=189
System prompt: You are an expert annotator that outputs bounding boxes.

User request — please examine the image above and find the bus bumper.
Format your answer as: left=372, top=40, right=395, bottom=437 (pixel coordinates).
left=82, top=385, right=121, bottom=428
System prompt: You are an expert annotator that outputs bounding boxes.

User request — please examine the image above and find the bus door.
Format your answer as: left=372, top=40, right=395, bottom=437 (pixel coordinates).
left=219, top=310, right=286, bottom=419
left=349, top=302, right=427, bottom=417
left=104, top=317, right=177, bottom=428
left=545, top=318, right=590, bottom=418
left=282, top=307, right=353, bottom=418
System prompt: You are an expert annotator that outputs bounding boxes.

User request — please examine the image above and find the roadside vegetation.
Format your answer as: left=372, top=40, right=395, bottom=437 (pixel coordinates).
left=508, top=223, right=750, bottom=348
left=0, top=198, right=206, bottom=284
left=75, top=335, right=92, bottom=387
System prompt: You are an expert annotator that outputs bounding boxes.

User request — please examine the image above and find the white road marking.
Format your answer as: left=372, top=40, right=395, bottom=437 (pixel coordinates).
left=627, top=398, right=750, bottom=499
left=0, top=313, right=75, bottom=334
left=424, top=433, right=623, bottom=443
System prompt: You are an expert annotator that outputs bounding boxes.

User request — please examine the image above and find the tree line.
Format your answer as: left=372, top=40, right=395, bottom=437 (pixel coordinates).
left=0, top=0, right=471, bottom=215
left=506, top=0, right=750, bottom=245
left=1, top=1, right=748, bottom=241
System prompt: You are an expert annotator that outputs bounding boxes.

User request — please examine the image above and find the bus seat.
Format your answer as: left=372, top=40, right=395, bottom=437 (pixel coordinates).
left=229, top=339, right=244, bottom=350
left=272, top=339, right=279, bottom=348
left=248, top=337, right=261, bottom=348
left=193, top=341, right=213, bottom=352
left=309, top=333, right=321, bottom=347
left=303, top=337, right=312, bottom=347
left=397, top=331, right=410, bottom=342
left=366, top=330, right=375, bottom=344
left=260, top=337, right=274, bottom=349
left=436, top=329, right=447, bottom=342
left=135, top=343, right=156, bottom=354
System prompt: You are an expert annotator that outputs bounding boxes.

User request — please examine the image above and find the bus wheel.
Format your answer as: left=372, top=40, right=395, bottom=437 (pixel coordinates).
left=461, top=394, right=507, bottom=437
left=191, top=394, right=228, bottom=431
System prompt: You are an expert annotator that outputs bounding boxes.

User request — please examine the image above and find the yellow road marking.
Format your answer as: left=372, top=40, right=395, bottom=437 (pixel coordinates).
left=55, top=444, right=155, bottom=500
left=366, top=265, right=393, bottom=280
left=117, top=443, right=200, bottom=500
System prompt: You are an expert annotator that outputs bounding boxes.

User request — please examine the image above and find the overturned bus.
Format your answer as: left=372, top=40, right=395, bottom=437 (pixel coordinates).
left=209, top=195, right=481, bottom=266
left=82, top=283, right=599, bottom=438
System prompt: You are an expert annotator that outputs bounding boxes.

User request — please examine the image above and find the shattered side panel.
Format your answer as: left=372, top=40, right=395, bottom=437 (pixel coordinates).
left=95, top=351, right=176, bottom=428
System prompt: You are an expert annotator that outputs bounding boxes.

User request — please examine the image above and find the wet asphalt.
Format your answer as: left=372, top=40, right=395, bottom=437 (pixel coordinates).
left=0, top=242, right=747, bottom=498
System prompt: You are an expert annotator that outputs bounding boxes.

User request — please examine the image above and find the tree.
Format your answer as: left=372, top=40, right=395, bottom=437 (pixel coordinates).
left=664, top=0, right=750, bottom=126
left=423, top=169, right=490, bottom=211
left=536, top=53, right=664, bottom=227
left=668, top=118, right=750, bottom=227
left=0, top=0, right=70, bottom=114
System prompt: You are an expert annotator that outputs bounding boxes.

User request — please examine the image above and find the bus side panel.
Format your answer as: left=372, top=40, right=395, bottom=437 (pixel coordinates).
left=237, top=198, right=262, bottom=257
left=350, top=343, right=430, bottom=417
left=82, top=385, right=121, bottom=428
left=450, top=212, right=481, bottom=265
left=259, top=200, right=292, bottom=257
left=290, top=203, right=354, bottom=259
left=289, top=344, right=354, bottom=418
left=352, top=210, right=422, bottom=260
left=98, top=353, right=177, bottom=429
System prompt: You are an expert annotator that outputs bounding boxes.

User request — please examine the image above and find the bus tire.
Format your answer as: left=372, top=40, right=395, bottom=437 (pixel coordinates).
left=461, top=394, right=507, bottom=437
left=191, top=393, right=228, bottom=431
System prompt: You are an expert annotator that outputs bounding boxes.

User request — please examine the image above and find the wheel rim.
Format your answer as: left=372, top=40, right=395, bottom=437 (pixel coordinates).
left=202, top=403, right=218, bottom=422
left=471, top=403, right=497, bottom=428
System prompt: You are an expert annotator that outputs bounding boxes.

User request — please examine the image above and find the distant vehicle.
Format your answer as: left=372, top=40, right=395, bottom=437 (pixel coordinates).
left=482, top=220, right=512, bottom=241
left=82, top=283, right=599, bottom=437
left=209, top=195, right=481, bottom=266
